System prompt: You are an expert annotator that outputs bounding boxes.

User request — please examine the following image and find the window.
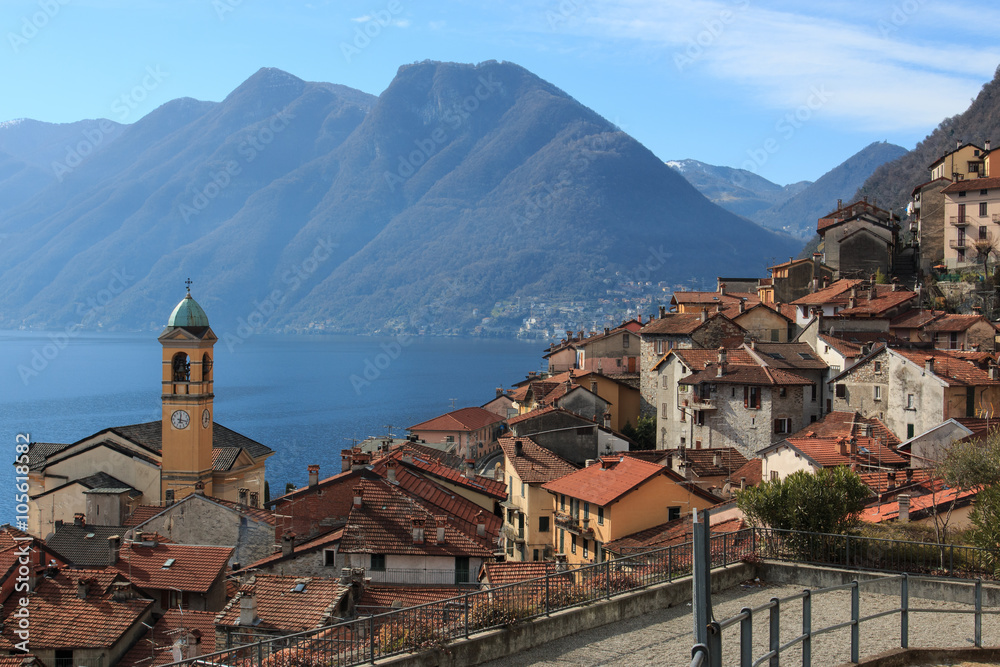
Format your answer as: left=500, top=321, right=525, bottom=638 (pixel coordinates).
left=982, top=226, right=989, bottom=241
left=695, top=440, right=702, bottom=449
left=538, top=516, right=550, bottom=532
left=835, top=384, right=846, bottom=398
left=597, top=506, right=604, bottom=525
left=656, top=339, right=665, bottom=355
left=811, top=384, right=817, bottom=402
left=873, top=361, right=881, bottom=372
left=370, top=554, right=386, bottom=571
left=583, top=539, right=589, bottom=559
left=661, top=376, right=668, bottom=388
left=906, top=394, right=915, bottom=409
left=959, top=190, right=967, bottom=197
left=773, top=418, right=791, bottom=434
left=622, top=333, right=630, bottom=348
left=533, top=549, right=539, bottom=561
left=583, top=502, right=590, bottom=520
left=981, top=203, right=990, bottom=217
left=668, top=506, right=681, bottom=521
left=249, top=491, right=259, bottom=507
left=695, top=410, right=706, bottom=426
left=770, top=329, right=780, bottom=342
left=238, top=488, right=248, bottom=505
left=559, top=529, right=565, bottom=552
left=958, top=249, right=966, bottom=262
left=778, top=387, right=786, bottom=398
left=981, top=189, right=989, bottom=196
left=874, top=386, right=882, bottom=401
left=324, top=549, right=337, bottom=566
left=744, top=386, right=761, bottom=409
left=561, top=494, right=566, bottom=511
left=907, top=424, right=914, bottom=439
left=445, top=435, right=455, bottom=444
left=771, top=471, right=779, bottom=482
left=521, top=481, right=525, bottom=498
left=661, top=403, right=668, bottom=416
left=54, top=651, right=73, bottom=667
left=571, top=534, right=577, bottom=554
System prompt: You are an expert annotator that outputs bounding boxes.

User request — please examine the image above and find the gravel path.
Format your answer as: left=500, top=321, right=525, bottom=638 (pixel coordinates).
left=478, top=578, right=1000, bottom=667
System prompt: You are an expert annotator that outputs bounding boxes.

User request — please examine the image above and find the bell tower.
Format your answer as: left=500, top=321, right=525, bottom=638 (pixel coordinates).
left=159, top=280, right=216, bottom=503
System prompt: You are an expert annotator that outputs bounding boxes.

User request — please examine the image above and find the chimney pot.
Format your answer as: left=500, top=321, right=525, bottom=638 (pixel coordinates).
left=898, top=494, right=911, bottom=522
left=281, top=531, right=295, bottom=557
left=475, top=510, right=486, bottom=537
left=514, top=440, right=524, bottom=457
left=239, top=593, right=259, bottom=626
left=76, top=578, right=88, bottom=600
left=386, top=459, right=398, bottom=484
left=353, top=485, right=364, bottom=508
left=925, top=356, right=935, bottom=373
left=411, top=517, right=425, bottom=544
left=308, top=464, right=320, bottom=487
left=73, top=513, right=85, bottom=527
left=435, top=516, right=447, bottom=544
left=659, top=305, right=666, bottom=319
left=465, top=459, right=476, bottom=479
left=108, top=536, right=121, bottom=565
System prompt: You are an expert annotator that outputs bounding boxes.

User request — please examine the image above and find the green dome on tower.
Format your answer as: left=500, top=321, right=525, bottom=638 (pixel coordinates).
left=168, top=284, right=210, bottom=328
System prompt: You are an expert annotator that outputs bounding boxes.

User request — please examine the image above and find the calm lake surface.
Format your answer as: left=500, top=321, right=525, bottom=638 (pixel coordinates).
left=0, top=330, right=543, bottom=518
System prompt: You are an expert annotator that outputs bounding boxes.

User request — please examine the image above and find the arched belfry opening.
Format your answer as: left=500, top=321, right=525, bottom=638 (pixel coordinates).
left=172, top=352, right=191, bottom=383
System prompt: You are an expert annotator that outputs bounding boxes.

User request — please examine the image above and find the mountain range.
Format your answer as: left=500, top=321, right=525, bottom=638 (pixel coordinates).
left=0, top=61, right=801, bottom=335
left=669, top=141, right=908, bottom=241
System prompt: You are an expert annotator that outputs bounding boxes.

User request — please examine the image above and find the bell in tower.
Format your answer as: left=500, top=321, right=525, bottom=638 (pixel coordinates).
left=159, top=280, right=217, bottom=503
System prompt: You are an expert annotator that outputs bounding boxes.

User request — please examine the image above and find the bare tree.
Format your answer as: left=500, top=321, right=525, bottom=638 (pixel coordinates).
left=971, top=231, right=999, bottom=280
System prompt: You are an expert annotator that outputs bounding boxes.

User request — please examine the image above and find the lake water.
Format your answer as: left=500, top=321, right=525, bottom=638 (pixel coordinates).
left=0, top=330, right=543, bottom=518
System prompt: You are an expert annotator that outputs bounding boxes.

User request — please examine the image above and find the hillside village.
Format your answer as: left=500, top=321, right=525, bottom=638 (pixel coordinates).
left=10, top=139, right=1000, bottom=666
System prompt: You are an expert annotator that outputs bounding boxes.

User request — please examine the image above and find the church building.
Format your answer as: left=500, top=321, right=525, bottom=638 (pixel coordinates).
left=25, top=288, right=274, bottom=537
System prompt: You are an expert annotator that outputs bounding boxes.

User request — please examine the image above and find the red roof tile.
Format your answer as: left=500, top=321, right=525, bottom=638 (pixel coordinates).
left=779, top=436, right=908, bottom=468
left=862, top=486, right=981, bottom=523
left=408, top=407, right=505, bottom=433
left=113, top=541, right=232, bottom=594
left=731, top=459, right=762, bottom=486
left=923, top=313, right=997, bottom=333
left=790, top=279, right=861, bottom=306
left=664, top=448, right=748, bottom=478
left=215, top=574, right=350, bottom=632
left=124, top=505, right=166, bottom=527
left=480, top=561, right=562, bottom=587
left=117, top=609, right=218, bottom=667
left=356, top=586, right=465, bottom=613
left=834, top=285, right=918, bottom=316
left=376, top=448, right=507, bottom=499
left=640, top=312, right=733, bottom=336
left=500, top=436, right=579, bottom=484
left=894, top=349, right=1000, bottom=387
left=605, top=516, right=745, bottom=554
left=542, top=456, right=671, bottom=506
left=890, top=309, right=943, bottom=329
left=942, top=177, right=1000, bottom=194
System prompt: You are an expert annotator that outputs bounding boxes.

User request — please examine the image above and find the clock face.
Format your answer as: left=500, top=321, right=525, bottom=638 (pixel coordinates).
left=202, top=409, right=211, bottom=429
left=170, top=410, right=190, bottom=430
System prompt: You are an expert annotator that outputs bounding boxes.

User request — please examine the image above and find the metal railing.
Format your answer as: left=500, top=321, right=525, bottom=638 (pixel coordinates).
left=756, top=527, right=997, bottom=578
left=694, top=573, right=999, bottom=667
left=165, top=530, right=754, bottom=666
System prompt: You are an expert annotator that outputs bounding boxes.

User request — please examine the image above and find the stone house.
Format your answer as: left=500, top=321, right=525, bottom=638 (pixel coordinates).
left=507, top=407, right=631, bottom=466
left=910, top=177, right=952, bottom=273
left=817, top=199, right=898, bottom=279
left=760, top=254, right=835, bottom=305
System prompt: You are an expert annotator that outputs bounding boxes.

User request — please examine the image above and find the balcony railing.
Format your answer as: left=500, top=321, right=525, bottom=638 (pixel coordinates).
left=950, top=238, right=968, bottom=249
left=554, top=512, right=594, bottom=537
left=691, top=395, right=716, bottom=410
left=949, top=215, right=970, bottom=226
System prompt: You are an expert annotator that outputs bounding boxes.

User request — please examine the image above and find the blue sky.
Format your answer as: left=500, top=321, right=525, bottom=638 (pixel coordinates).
left=2, top=0, right=997, bottom=184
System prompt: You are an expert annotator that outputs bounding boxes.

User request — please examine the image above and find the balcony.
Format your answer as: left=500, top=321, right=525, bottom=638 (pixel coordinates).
left=554, top=512, right=595, bottom=537
left=691, top=395, right=717, bottom=410
left=950, top=238, right=968, bottom=250
left=994, top=214, right=1000, bottom=223
left=949, top=216, right=970, bottom=227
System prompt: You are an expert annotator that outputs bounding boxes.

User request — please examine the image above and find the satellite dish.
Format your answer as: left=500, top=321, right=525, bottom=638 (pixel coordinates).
left=722, top=482, right=732, bottom=496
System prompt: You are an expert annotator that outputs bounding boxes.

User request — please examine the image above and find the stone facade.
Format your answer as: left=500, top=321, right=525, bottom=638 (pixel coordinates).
left=913, top=179, right=949, bottom=272
left=830, top=349, right=890, bottom=421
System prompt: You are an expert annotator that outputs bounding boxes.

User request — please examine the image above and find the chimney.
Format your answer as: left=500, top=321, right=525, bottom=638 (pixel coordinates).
left=837, top=198, right=843, bottom=210
left=659, top=305, right=667, bottom=319
left=838, top=437, right=848, bottom=456
left=957, top=139, right=962, bottom=149
left=281, top=531, right=295, bottom=557
left=108, top=535, right=121, bottom=565
left=991, top=365, right=999, bottom=381
left=74, top=513, right=85, bottom=527
left=713, top=451, right=720, bottom=468
left=638, top=314, right=643, bottom=324
left=905, top=468, right=913, bottom=483
left=353, top=485, right=363, bottom=509
left=386, top=459, right=398, bottom=484
left=717, top=347, right=727, bottom=377
left=701, top=308, right=708, bottom=322
left=475, top=510, right=486, bottom=538
left=194, top=481, right=205, bottom=495
left=341, top=449, right=353, bottom=473
left=351, top=450, right=370, bottom=471
left=892, top=277, right=900, bottom=292
left=719, top=282, right=727, bottom=296
left=411, top=517, right=425, bottom=544
left=924, top=356, right=934, bottom=373
left=887, top=472, right=896, bottom=492
left=738, top=299, right=745, bottom=314
left=514, top=440, right=524, bottom=457
left=239, top=593, right=258, bottom=626
left=465, top=459, right=476, bottom=479
left=603, top=412, right=611, bottom=429
left=716, top=302, right=724, bottom=313
left=740, top=477, right=746, bottom=490
left=604, top=327, right=610, bottom=336
left=435, top=516, right=447, bottom=544
left=987, top=139, right=992, bottom=152
left=566, top=330, right=573, bottom=340
left=898, top=494, right=911, bottom=522
left=55, top=520, right=63, bottom=530
left=849, top=437, right=857, bottom=457
left=111, top=581, right=133, bottom=602
left=308, top=465, right=320, bottom=487
left=76, top=578, right=88, bottom=600
left=848, top=288, right=857, bottom=309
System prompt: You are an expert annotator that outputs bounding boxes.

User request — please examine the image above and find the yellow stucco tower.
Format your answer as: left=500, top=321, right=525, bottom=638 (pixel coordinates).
left=159, top=283, right=216, bottom=503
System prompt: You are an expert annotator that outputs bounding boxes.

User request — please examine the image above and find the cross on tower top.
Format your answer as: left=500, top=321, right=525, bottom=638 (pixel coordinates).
left=185, top=277, right=193, bottom=294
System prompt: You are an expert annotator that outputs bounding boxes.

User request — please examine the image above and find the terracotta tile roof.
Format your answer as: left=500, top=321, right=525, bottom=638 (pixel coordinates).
left=46, top=524, right=127, bottom=567
left=942, top=176, right=1000, bottom=194
left=480, top=561, right=561, bottom=587
left=113, top=541, right=232, bottom=594
left=605, top=516, right=745, bottom=554
left=356, top=586, right=465, bottom=613
left=125, top=505, right=166, bottom=527
left=857, top=469, right=933, bottom=496
left=835, top=285, right=918, bottom=316
left=507, top=405, right=561, bottom=425
left=215, top=574, right=351, bottom=632
left=200, top=496, right=277, bottom=525
left=509, top=385, right=530, bottom=401
left=790, top=279, right=861, bottom=306
left=665, top=448, right=748, bottom=478
left=748, top=343, right=828, bottom=370
left=246, top=528, right=344, bottom=570
left=542, top=456, right=672, bottom=506
left=778, top=435, right=908, bottom=468
left=788, top=411, right=899, bottom=446
left=924, top=313, right=997, bottom=333
left=0, top=567, right=152, bottom=649
left=682, top=364, right=813, bottom=387
left=621, top=449, right=672, bottom=464
left=890, top=309, right=943, bottom=329
left=270, top=468, right=362, bottom=503
left=653, top=348, right=753, bottom=372
left=862, top=485, right=981, bottom=523
left=894, top=349, right=1000, bottom=387
left=375, top=449, right=507, bottom=499
left=393, top=441, right=467, bottom=469
left=500, top=436, right=578, bottom=484
left=731, top=459, right=762, bottom=486
left=670, top=291, right=760, bottom=307
left=408, top=407, right=505, bottom=433
left=339, top=478, right=494, bottom=558
left=117, top=609, right=218, bottom=667
left=110, top=421, right=273, bottom=460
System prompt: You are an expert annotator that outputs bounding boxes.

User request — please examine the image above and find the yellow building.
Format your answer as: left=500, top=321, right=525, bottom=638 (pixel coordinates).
left=26, top=288, right=274, bottom=537
left=499, top=436, right=578, bottom=562
left=929, top=142, right=985, bottom=181
left=541, top=455, right=717, bottom=566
